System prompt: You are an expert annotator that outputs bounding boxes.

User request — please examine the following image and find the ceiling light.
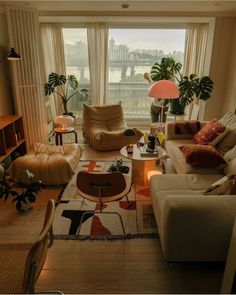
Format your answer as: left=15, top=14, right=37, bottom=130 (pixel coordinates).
left=121, top=3, right=129, bottom=9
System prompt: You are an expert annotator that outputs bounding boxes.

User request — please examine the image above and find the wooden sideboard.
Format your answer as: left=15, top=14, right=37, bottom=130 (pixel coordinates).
left=0, top=115, right=26, bottom=164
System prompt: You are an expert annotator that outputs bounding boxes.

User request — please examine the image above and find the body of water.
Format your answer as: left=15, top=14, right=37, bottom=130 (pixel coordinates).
left=66, top=65, right=152, bottom=83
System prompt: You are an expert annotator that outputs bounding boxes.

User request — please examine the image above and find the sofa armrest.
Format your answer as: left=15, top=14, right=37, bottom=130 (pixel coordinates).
left=165, top=120, right=207, bottom=140
left=160, top=194, right=236, bottom=261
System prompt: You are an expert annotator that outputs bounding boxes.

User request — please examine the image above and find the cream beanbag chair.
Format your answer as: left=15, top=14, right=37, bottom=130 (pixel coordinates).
left=8, top=143, right=83, bottom=185
left=82, top=103, right=143, bottom=151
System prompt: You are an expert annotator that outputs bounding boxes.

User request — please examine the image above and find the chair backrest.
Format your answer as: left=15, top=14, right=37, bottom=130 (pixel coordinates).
left=76, top=171, right=126, bottom=202
left=23, top=199, right=55, bottom=293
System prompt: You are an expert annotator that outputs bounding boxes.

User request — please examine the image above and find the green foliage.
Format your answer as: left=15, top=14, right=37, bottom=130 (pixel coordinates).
left=0, top=170, right=42, bottom=211
left=178, top=75, right=214, bottom=106
left=44, top=72, right=88, bottom=114
left=150, top=57, right=182, bottom=82
left=107, top=159, right=124, bottom=173
left=123, top=128, right=135, bottom=136
left=148, top=57, right=214, bottom=106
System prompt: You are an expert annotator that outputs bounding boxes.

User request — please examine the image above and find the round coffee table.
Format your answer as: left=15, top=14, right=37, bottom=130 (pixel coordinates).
left=120, top=144, right=166, bottom=186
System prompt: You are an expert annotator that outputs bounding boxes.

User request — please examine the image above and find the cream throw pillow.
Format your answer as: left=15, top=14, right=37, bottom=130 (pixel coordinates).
left=204, top=174, right=236, bottom=195
left=217, top=112, right=236, bottom=152
left=224, top=145, right=236, bottom=162
left=223, top=146, right=236, bottom=175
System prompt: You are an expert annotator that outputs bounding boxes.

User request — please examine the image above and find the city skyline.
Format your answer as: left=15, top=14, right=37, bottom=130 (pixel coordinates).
left=63, top=28, right=186, bottom=53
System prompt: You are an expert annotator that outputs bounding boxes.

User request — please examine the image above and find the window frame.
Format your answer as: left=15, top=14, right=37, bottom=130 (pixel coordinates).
left=39, top=16, right=215, bottom=125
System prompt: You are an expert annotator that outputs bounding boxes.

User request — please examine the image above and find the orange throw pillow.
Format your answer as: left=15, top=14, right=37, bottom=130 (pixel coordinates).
left=179, top=145, right=226, bottom=167
left=192, top=120, right=228, bottom=145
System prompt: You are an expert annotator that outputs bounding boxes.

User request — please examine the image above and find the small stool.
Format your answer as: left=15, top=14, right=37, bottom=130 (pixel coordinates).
left=54, top=127, right=78, bottom=145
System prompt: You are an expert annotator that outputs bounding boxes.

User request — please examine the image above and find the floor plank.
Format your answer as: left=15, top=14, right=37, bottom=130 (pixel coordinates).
left=36, top=239, right=224, bottom=294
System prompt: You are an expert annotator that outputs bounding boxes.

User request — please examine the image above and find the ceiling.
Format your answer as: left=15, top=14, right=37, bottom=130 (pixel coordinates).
left=0, top=0, right=236, bottom=15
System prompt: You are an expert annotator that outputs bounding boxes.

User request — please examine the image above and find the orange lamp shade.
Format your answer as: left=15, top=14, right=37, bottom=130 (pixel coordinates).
left=148, top=80, right=180, bottom=100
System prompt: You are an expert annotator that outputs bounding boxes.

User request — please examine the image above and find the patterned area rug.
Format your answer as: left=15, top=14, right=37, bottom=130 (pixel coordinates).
left=53, top=160, right=158, bottom=240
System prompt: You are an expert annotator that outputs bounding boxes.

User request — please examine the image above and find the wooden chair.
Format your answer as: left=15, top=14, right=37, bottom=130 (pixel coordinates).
left=76, top=171, right=132, bottom=237
left=0, top=199, right=62, bottom=294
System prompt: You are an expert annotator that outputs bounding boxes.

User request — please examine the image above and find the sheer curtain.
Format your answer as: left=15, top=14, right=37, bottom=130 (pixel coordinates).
left=6, top=6, right=48, bottom=146
left=183, top=23, right=209, bottom=119
left=87, top=23, right=108, bottom=105
left=40, top=23, right=66, bottom=116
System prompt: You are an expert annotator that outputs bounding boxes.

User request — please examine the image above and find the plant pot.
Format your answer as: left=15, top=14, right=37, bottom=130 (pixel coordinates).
left=126, top=144, right=133, bottom=154
left=169, top=100, right=185, bottom=115
left=18, top=201, right=33, bottom=212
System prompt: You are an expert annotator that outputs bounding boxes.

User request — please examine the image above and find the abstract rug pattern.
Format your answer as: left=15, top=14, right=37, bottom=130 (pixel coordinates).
left=53, top=160, right=158, bottom=240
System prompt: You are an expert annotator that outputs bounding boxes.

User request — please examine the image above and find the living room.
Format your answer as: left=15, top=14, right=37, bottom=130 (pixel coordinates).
left=0, top=0, right=236, bottom=294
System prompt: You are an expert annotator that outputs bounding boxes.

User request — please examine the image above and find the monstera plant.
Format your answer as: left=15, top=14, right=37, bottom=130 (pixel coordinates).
left=44, top=72, right=88, bottom=115
left=147, top=57, right=214, bottom=114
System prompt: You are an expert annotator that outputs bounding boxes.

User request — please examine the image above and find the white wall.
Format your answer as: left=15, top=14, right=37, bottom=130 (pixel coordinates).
left=205, top=17, right=236, bottom=120
left=0, top=11, right=13, bottom=116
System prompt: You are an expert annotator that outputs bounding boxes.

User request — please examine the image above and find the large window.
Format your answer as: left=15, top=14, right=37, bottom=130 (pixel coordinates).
left=108, top=28, right=186, bottom=118
left=63, top=28, right=90, bottom=116
left=62, top=27, right=186, bottom=118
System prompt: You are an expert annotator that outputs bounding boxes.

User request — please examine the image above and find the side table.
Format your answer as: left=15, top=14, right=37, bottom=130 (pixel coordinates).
left=54, top=127, right=78, bottom=145
left=120, top=144, right=166, bottom=186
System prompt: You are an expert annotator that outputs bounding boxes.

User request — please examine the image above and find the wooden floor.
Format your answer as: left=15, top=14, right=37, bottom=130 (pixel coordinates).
left=36, top=239, right=224, bottom=294
left=1, top=134, right=225, bottom=294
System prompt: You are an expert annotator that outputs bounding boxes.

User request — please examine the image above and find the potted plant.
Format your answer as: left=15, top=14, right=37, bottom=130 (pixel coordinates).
left=124, top=128, right=136, bottom=153
left=44, top=72, right=88, bottom=115
left=107, top=159, right=130, bottom=174
left=0, top=170, right=42, bottom=211
left=147, top=57, right=214, bottom=114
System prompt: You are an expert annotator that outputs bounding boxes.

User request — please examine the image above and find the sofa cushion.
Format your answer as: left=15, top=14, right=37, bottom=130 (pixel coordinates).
left=179, top=144, right=226, bottom=167
left=217, top=112, right=236, bottom=153
left=150, top=174, right=222, bottom=233
left=224, top=158, right=236, bottom=175
left=174, top=120, right=201, bottom=135
left=192, top=120, right=228, bottom=146
left=224, top=145, right=236, bottom=162
left=223, top=146, right=236, bottom=175
left=204, top=175, right=236, bottom=195
left=165, top=139, right=224, bottom=174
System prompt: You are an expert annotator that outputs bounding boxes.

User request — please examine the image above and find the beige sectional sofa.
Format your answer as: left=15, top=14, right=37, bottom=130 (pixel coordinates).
left=150, top=112, right=236, bottom=261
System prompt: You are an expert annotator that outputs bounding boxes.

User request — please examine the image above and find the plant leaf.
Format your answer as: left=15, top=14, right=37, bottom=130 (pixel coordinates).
left=48, top=73, right=66, bottom=87
left=67, top=75, right=79, bottom=90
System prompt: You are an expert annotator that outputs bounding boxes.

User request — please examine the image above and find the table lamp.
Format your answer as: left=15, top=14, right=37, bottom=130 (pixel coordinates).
left=148, top=80, right=179, bottom=132
left=54, top=115, right=74, bottom=130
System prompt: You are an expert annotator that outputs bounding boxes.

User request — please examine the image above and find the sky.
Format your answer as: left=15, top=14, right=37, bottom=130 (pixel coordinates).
left=63, top=28, right=186, bottom=53
left=110, top=29, right=186, bottom=52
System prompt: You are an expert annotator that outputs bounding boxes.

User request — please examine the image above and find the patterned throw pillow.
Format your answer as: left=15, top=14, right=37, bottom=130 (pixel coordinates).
left=179, top=144, right=226, bottom=167
left=204, top=175, right=236, bottom=195
left=174, top=120, right=201, bottom=135
left=192, top=120, right=228, bottom=146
